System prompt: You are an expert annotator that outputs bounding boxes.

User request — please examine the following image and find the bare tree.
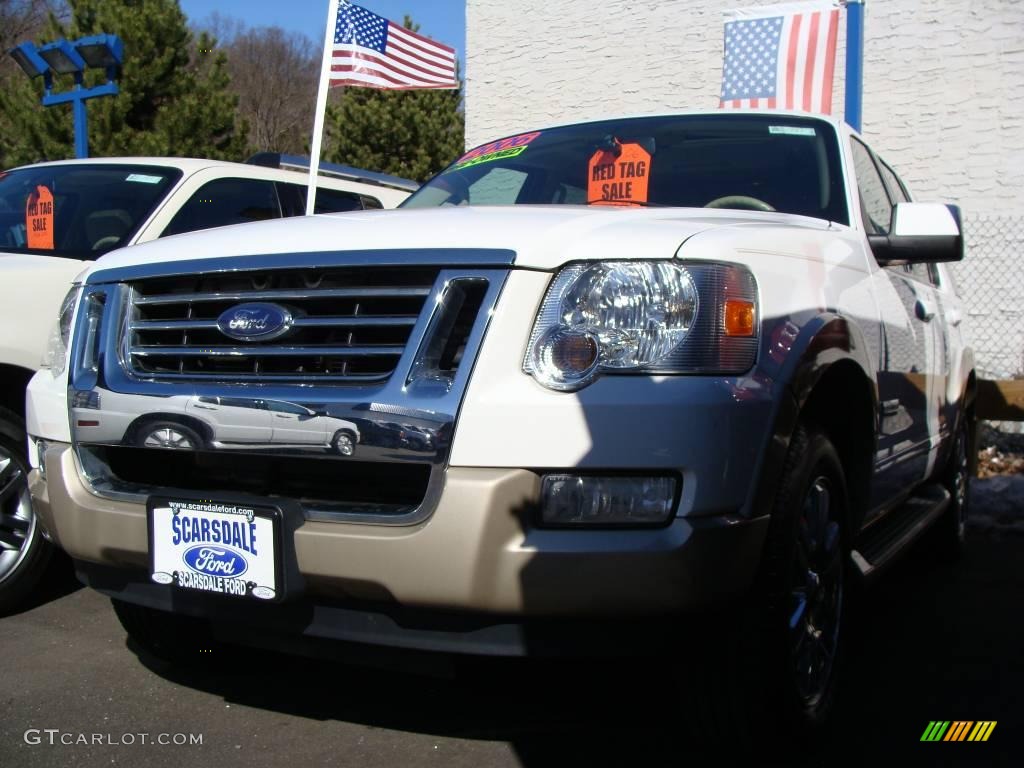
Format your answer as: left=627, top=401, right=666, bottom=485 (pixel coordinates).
left=223, top=25, right=319, bottom=155
left=0, top=0, right=68, bottom=67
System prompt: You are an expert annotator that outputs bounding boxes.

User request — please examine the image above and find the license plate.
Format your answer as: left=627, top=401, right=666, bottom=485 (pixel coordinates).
left=148, top=498, right=281, bottom=601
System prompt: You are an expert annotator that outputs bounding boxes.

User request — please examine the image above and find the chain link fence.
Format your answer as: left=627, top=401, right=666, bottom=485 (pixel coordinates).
left=949, top=213, right=1024, bottom=434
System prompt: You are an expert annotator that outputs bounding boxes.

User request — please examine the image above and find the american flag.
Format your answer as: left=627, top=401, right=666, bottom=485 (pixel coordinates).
left=720, top=2, right=840, bottom=113
left=330, top=1, right=458, bottom=90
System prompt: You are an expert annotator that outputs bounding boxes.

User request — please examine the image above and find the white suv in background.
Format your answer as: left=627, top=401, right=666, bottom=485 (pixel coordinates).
left=0, top=155, right=413, bottom=611
left=72, top=392, right=361, bottom=456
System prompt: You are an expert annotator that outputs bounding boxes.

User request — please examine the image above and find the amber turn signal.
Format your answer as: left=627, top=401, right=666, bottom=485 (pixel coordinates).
left=724, top=299, right=755, bottom=337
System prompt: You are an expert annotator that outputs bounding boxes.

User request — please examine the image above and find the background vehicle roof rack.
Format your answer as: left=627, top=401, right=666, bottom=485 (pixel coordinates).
left=246, top=152, right=419, bottom=193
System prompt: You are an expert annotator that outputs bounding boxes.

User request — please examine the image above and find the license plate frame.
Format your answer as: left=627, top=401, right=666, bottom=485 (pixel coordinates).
left=147, top=496, right=287, bottom=602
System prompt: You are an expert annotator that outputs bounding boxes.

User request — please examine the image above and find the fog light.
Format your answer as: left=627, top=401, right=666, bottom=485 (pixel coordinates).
left=540, top=474, right=678, bottom=526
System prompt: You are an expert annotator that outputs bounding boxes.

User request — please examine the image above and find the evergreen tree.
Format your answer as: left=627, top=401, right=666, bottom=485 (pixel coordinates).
left=0, top=0, right=246, bottom=165
left=325, top=16, right=464, bottom=183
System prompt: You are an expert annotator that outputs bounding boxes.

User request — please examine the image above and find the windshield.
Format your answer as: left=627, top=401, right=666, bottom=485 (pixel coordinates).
left=403, top=114, right=849, bottom=224
left=0, top=164, right=182, bottom=259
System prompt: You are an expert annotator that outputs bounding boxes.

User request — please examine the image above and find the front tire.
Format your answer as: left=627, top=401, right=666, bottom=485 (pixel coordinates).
left=332, top=430, right=356, bottom=457
left=0, top=407, right=53, bottom=614
left=686, top=423, right=849, bottom=743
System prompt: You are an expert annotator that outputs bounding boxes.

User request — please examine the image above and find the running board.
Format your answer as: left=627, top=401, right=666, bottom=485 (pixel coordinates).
left=850, top=484, right=950, bottom=580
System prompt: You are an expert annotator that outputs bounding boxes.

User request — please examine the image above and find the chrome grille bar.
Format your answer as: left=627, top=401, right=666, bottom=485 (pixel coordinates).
left=132, top=345, right=404, bottom=357
left=130, top=316, right=418, bottom=331
left=133, top=287, right=432, bottom=305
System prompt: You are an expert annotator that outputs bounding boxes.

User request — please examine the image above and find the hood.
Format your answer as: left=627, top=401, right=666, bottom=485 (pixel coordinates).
left=0, top=251, right=90, bottom=276
left=84, top=205, right=836, bottom=275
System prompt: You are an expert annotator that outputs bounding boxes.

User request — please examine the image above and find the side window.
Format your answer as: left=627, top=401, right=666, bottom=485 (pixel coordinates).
left=314, top=188, right=365, bottom=214
left=850, top=139, right=893, bottom=235
left=904, top=263, right=942, bottom=287
left=879, top=161, right=910, bottom=203
left=279, top=183, right=366, bottom=215
left=931, top=263, right=953, bottom=292
left=162, top=178, right=280, bottom=237
left=360, top=195, right=383, bottom=210
left=267, top=401, right=311, bottom=416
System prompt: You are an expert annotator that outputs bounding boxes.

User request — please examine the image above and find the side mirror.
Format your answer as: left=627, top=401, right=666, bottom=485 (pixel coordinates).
left=869, top=202, right=963, bottom=266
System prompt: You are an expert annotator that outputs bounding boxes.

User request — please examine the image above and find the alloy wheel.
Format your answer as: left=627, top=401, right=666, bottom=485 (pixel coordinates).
left=143, top=428, right=197, bottom=450
left=789, top=475, right=843, bottom=709
left=0, top=450, right=35, bottom=585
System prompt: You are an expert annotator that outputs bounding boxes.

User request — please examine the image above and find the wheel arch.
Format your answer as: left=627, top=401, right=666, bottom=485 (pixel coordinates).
left=0, top=364, right=36, bottom=422
left=125, top=413, right=212, bottom=447
left=751, top=314, right=878, bottom=535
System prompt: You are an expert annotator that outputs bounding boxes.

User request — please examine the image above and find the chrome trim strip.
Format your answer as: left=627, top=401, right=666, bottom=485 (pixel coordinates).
left=131, top=345, right=404, bottom=358
left=130, top=316, right=419, bottom=331
left=132, top=286, right=433, bottom=305
left=108, top=371, right=390, bottom=383
left=86, top=248, right=517, bottom=284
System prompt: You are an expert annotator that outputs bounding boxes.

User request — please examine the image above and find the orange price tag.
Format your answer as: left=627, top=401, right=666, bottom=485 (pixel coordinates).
left=587, top=142, right=651, bottom=207
left=26, top=185, right=55, bottom=250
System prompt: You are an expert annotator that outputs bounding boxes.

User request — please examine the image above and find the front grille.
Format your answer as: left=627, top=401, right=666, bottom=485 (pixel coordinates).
left=90, top=445, right=432, bottom=517
left=124, top=267, right=440, bottom=383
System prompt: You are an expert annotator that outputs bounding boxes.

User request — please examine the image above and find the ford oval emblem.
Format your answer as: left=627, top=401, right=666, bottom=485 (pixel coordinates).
left=217, top=302, right=292, bottom=342
left=183, top=545, right=249, bottom=578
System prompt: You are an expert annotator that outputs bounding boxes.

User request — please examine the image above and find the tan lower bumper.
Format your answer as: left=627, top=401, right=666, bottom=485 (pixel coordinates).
left=36, top=443, right=768, bottom=616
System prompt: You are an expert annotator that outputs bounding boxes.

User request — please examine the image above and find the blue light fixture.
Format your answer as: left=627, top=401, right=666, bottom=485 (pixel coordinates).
left=9, top=42, right=49, bottom=78
left=74, top=34, right=124, bottom=69
left=7, top=34, right=125, bottom=159
left=37, top=38, right=87, bottom=75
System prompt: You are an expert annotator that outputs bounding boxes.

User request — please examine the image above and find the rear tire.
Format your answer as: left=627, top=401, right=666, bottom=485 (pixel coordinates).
left=934, top=410, right=972, bottom=557
left=111, top=598, right=218, bottom=665
left=0, top=407, right=53, bottom=615
left=135, top=420, right=204, bottom=450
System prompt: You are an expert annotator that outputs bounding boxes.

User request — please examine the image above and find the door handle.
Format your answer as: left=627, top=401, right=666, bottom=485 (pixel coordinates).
left=946, top=309, right=962, bottom=327
left=914, top=299, right=935, bottom=321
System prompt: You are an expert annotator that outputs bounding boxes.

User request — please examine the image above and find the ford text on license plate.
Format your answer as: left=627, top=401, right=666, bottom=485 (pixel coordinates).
left=148, top=498, right=280, bottom=601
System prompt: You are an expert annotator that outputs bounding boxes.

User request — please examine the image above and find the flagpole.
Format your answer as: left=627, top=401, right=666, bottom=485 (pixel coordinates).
left=307, top=0, right=343, bottom=216
left=843, top=0, right=865, bottom=132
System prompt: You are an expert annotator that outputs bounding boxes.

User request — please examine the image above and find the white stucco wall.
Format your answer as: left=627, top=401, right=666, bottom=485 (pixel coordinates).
left=466, top=0, right=1024, bottom=377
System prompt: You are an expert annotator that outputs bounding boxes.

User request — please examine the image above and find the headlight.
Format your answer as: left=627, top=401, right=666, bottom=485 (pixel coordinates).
left=41, top=286, right=81, bottom=376
left=524, top=261, right=758, bottom=391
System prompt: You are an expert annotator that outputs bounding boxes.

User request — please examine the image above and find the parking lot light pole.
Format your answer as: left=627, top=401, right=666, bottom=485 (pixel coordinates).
left=8, top=35, right=124, bottom=159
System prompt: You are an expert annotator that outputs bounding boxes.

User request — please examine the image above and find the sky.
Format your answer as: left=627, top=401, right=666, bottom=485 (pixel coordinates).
left=178, top=0, right=467, bottom=66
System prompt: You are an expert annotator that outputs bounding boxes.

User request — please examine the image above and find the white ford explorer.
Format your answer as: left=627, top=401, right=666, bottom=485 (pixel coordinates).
left=26, top=112, right=974, bottom=740
left=0, top=155, right=412, bottom=611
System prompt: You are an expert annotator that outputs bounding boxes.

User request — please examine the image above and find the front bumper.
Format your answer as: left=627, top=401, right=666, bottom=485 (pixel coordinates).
left=33, top=443, right=769, bottom=626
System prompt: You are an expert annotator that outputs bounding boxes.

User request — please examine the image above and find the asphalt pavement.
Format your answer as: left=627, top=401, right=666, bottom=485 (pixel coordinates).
left=1, top=517, right=1021, bottom=767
